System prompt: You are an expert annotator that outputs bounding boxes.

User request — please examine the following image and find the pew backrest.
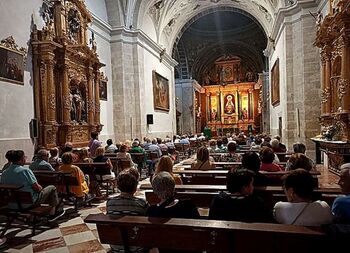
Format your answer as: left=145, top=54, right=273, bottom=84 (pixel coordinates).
left=85, top=213, right=327, bottom=253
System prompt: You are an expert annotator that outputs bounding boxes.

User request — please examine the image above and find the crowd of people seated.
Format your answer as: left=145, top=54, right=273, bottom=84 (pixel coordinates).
left=2, top=131, right=350, bottom=251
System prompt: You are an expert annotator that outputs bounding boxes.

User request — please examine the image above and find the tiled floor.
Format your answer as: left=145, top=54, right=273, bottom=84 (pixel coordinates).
left=0, top=165, right=340, bottom=253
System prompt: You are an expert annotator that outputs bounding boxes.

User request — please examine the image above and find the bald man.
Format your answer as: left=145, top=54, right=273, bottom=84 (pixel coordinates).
left=332, top=163, right=350, bottom=223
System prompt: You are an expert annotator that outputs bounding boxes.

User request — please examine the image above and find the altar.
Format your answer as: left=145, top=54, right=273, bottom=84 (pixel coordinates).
left=312, top=0, right=350, bottom=175
left=203, top=82, right=260, bottom=134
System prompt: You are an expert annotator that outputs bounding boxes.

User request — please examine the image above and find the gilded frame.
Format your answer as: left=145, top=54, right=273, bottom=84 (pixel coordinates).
left=0, top=36, right=26, bottom=85
left=152, top=70, right=169, bottom=111
left=271, top=58, right=280, bottom=106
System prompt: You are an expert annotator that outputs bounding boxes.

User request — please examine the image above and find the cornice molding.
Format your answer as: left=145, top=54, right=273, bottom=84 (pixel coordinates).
left=272, top=0, right=321, bottom=40
left=265, top=0, right=321, bottom=56
left=91, top=13, right=112, bottom=36
left=110, top=27, right=178, bottom=68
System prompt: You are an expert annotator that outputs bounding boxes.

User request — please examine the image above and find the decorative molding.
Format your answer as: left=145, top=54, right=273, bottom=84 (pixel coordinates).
left=321, top=88, right=330, bottom=104
left=0, top=36, right=27, bottom=63
left=110, top=27, right=178, bottom=68
left=338, top=78, right=348, bottom=100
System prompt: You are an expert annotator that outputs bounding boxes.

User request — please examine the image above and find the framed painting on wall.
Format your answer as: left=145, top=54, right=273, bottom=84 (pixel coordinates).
left=152, top=70, right=169, bottom=111
left=0, top=36, right=26, bottom=85
left=271, top=58, right=280, bottom=106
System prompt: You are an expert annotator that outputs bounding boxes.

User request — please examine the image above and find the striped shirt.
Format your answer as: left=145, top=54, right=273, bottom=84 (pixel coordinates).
left=107, top=194, right=149, bottom=253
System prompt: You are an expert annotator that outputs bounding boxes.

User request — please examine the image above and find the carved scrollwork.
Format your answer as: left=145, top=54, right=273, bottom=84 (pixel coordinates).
left=0, top=36, right=27, bottom=63
left=67, top=7, right=81, bottom=42
left=321, top=88, right=330, bottom=104
left=40, top=1, right=54, bottom=35
left=338, top=78, right=348, bottom=100
left=87, top=100, right=94, bottom=113
left=68, top=68, right=84, bottom=83
left=71, top=128, right=88, bottom=142
left=63, top=95, right=72, bottom=110
left=48, top=93, right=56, bottom=110
left=46, top=126, right=57, bottom=144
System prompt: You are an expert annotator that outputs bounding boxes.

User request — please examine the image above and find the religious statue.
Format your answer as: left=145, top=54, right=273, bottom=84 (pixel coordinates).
left=241, top=107, right=248, bottom=120
left=211, top=109, right=217, bottom=121
left=203, top=72, right=210, bottom=85
left=70, top=89, right=84, bottom=122
left=89, top=31, right=97, bottom=52
left=224, top=95, right=235, bottom=114
left=68, top=8, right=80, bottom=40
left=316, top=11, right=323, bottom=27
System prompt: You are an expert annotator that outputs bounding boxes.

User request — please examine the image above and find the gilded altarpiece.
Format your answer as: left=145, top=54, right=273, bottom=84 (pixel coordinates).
left=202, top=57, right=260, bottom=133
left=313, top=0, right=350, bottom=174
left=31, top=0, right=104, bottom=148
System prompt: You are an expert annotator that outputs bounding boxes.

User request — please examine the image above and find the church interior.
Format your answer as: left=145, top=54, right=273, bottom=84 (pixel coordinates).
left=0, top=0, right=350, bottom=252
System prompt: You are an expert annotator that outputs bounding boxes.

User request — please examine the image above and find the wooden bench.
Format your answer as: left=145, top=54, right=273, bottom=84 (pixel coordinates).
left=180, top=161, right=287, bottom=167
left=74, top=162, right=115, bottom=196
left=140, top=183, right=340, bottom=193
left=84, top=213, right=328, bottom=253
left=172, top=169, right=320, bottom=186
left=140, top=183, right=340, bottom=207
left=144, top=187, right=340, bottom=210
left=33, top=171, right=90, bottom=211
left=0, top=184, right=53, bottom=236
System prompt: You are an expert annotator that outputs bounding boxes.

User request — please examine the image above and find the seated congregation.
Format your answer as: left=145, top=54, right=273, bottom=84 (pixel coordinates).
left=1, top=132, right=350, bottom=252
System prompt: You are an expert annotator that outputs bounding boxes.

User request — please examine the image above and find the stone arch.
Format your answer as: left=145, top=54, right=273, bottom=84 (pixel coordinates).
left=190, top=41, right=265, bottom=82
left=171, top=6, right=268, bottom=56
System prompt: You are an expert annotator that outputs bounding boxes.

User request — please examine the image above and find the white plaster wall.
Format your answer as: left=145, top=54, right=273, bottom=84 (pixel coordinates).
left=88, top=22, right=113, bottom=144
left=269, top=29, right=285, bottom=140
left=139, top=14, right=157, bottom=43
left=85, top=0, right=109, bottom=22
left=143, top=49, right=176, bottom=138
left=0, top=0, right=44, bottom=166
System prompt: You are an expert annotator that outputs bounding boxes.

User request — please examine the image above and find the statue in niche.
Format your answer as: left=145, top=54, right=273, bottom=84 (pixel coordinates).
left=70, top=91, right=75, bottom=121
left=224, top=95, right=235, bottom=114
left=73, top=89, right=84, bottom=122
left=68, top=8, right=80, bottom=41
left=203, top=72, right=210, bottom=85
left=241, top=107, right=248, bottom=120
left=211, top=109, right=217, bottom=121
left=70, top=88, right=85, bottom=123
left=246, top=72, right=255, bottom=82
left=89, top=32, right=97, bottom=52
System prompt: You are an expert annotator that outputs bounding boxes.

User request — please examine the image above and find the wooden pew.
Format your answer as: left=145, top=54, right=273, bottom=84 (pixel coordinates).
left=0, top=184, right=53, bottom=236
left=172, top=169, right=320, bottom=186
left=33, top=171, right=90, bottom=211
left=140, top=183, right=340, bottom=193
left=74, top=162, right=115, bottom=196
left=85, top=213, right=328, bottom=253
left=144, top=188, right=339, bottom=209
left=180, top=161, right=287, bottom=167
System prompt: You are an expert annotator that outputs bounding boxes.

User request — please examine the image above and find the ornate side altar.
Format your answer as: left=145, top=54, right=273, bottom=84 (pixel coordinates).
left=313, top=0, right=350, bottom=174
left=31, top=0, right=104, bottom=148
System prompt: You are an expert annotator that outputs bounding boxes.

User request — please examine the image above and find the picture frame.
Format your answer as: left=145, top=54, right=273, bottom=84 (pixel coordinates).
left=0, top=36, right=26, bottom=85
left=99, top=73, right=108, bottom=101
left=152, top=70, right=169, bottom=111
left=271, top=58, right=280, bottom=106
